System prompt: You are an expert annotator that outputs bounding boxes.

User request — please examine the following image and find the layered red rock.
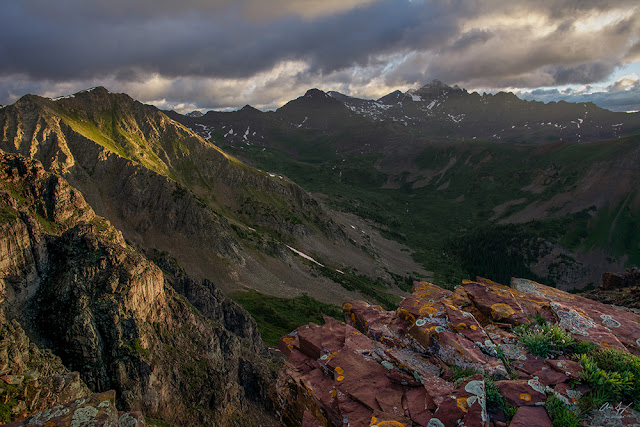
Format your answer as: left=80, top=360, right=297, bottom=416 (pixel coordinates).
left=276, top=277, right=640, bottom=426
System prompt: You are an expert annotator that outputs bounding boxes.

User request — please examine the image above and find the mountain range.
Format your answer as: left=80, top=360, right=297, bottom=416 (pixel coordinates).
left=168, top=80, right=640, bottom=292
left=0, top=81, right=639, bottom=425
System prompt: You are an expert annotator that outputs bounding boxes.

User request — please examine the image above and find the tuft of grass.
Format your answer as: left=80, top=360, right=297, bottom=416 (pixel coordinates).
left=546, top=395, right=581, bottom=427
left=450, top=366, right=478, bottom=385
left=132, top=338, right=150, bottom=357
left=515, top=323, right=574, bottom=358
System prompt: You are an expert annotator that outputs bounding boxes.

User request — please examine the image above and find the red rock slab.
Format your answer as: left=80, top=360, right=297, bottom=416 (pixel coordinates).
left=512, top=278, right=640, bottom=353
left=483, top=324, right=519, bottom=345
left=553, top=382, right=588, bottom=406
left=403, top=387, right=436, bottom=422
left=343, top=324, right=376, bottom=353
left=398, top=281, right=452, bottom=320
left=298, top=320, right=348, bottom=360
left=287, top=347, right=319, bottom=374
left=545, top=358, right=583, bottom=380
left=496, top=379, right=546, bottom=407
left=531, top=365, right=570, bottom=387
left=302, top=410, right=325, bottom=427
left=337, top=392, right=373, bottom=426
left=452, top=285, right=488, bottom=324
left=379, top=347, right=448, bottom=397
left=475, top=276, right=504, bottom=287
left=549, top=301, right=628, bottom=351
left=431, top=375, right=489, bottom=427
left=328, top=349, right=391, bottom=411
left=374, top=383, right=408, bottom=418
left=508, top=406, right=552, bottom=427
left=510, top=355, right=547, bottom=376
left=278, top=332, right=299, bottom=357
left=462, top=282, right=530, bottom=325
left=444, top=303, right=490, bottom=344
left=386, top=368, right=422, bottom=387
left=585, top=306, right=640, bottom=354
left=436, top=331, right=508, bottom=377
left=407, top=321, right=442, bottom=349
left=343, top=300, right=390, bottom=333
left=302, top=367, right=338, bottom=413
left=370, top=412, right=412, bottom=426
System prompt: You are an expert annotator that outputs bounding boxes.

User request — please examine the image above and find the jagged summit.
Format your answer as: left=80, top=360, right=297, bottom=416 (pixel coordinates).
left=303, top=88, right=332, bottom=99
left=377, top=89, right=404, bottom=104
left=239, top=104, right=261, bottom=113
left=185, top=110, right=204, bottom=117
left=413, top=79, right=465, bottom=98
left=326, top=90, right=352, bottom=101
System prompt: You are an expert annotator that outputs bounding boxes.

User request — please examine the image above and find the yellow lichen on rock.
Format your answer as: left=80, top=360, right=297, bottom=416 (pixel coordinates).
left=490, top=303, right=515, bottom=321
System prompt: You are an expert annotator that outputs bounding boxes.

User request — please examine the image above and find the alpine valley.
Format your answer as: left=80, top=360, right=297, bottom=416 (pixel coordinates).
left=0, top=82, right=639, bottom=426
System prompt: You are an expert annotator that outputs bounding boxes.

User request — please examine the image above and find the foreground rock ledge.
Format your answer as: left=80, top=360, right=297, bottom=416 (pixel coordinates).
left=275, top=277, right=640, bottom=426
left=4, top=390, right=144, bottom=426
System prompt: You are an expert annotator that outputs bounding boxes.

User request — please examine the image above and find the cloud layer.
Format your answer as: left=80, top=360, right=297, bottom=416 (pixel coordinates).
left=1, top=0, right=638, bottom=111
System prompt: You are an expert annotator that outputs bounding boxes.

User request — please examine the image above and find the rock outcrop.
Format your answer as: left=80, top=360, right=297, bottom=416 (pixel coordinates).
left=4, top=390, right=145, bottom=427
left=276, top=277, right=640, bottom=426
left=0, top=151, right=278, bottom=426
left=583, top=268, right=640, bottom=311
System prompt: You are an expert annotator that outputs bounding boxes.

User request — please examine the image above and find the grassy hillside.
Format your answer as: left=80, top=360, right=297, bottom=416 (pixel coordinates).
left=220, top=133, right=640, bottom=289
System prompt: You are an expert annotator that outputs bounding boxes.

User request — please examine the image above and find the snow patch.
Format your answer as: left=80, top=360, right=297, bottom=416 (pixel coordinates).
left=286, top=246, right=324, bottom=267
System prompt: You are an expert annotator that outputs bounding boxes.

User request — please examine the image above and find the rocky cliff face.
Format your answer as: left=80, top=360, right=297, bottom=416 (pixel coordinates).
left=0, top=151, right=278, bottom=426
left=275, top=276, right=640, bottom=426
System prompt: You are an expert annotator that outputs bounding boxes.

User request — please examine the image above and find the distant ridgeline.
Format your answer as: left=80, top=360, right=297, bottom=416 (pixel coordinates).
left=170, top=80, right=640, bottom=291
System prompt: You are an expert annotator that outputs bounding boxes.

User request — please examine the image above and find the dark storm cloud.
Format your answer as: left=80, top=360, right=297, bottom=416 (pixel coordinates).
left=546, top=62, right=616, bottom=86
left=0, top=0, right=461, bottom=81
left=0, top=0, right=639, bottom=111
left=446, top=30, right=493, bottom=52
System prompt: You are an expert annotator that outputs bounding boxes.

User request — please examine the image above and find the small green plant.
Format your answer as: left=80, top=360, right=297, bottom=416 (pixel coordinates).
left=578, top=349, right=640, bottom=406
left=132, top=338, right=150, bottom=357
left=515, top=323, right=574, bottom=358
left=545, top=395, right=580, bottom=427
left=566, top=339, right=598, bottom=355
left=450, top=365, right=478, bottom=385
left=484, top=377, right=517, bottom=421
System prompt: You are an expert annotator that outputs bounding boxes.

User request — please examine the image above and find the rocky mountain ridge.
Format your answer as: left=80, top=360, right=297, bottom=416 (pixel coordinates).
left=328, top=80, right=640, bottom=143
left=0, top=87, right=427, bottom=306
left=0, top=151, right=278, bottom=425
left=169, top=83, right=640, bottom=292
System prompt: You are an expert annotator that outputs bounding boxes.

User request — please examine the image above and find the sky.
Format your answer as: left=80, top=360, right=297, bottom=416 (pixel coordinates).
left=0, top=0, right=639, bottom=113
